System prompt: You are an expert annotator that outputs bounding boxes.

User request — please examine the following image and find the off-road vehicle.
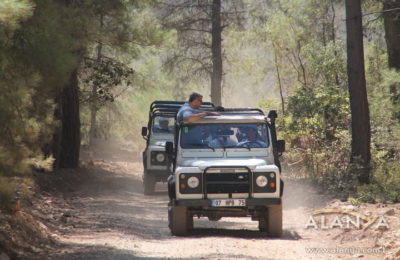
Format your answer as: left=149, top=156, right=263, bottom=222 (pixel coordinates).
left=165, top=108, right=285, bottom=236
left=141, top=101, right=214, bottom=195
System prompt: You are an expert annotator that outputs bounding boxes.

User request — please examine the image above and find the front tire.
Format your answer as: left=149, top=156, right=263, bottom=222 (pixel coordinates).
left=267, top=204, right=283, bottom=237
left=168, top=205, right=191, bottom=236
left=143, top=174, right=156, bottom=195
left=258, top=204, right=283, bottom=237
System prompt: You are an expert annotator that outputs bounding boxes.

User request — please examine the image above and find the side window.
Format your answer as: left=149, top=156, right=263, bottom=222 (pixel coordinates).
left=259, top=124, right=269, bottom=147
left=152, top=116, right=174, bottom=133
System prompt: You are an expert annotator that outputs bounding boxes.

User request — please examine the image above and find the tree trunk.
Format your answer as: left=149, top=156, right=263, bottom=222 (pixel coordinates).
left=273, top=43, right=285, bottom=114
left=383, top=1, right=400, bottom=69
left=52, top=96, right=62, bottom=170
left=89, top=103, right=97, bottom=144
left=345, top=0, right=371, bottom=184
left=89, top=42, right=102, bottom=145
left=89, top=14, right=104, bottom=145
left=211, top=0, right=222, bottom=106
left=383, top=0, right=400, bottom=116
left=58, top=68, right=81, bottom=168
left=330, top=0, right=340, bottom=86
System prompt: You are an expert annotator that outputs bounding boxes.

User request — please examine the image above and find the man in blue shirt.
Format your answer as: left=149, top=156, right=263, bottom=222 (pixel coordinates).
left=177, top=92, right=218, bottom=123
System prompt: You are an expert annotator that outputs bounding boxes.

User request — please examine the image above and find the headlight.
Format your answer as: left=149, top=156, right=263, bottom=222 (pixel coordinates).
left=256, top=175, right=268, bottom=187
left=187, top=176, right=200, bottom=188
left=156, top=153, right=165, bottom=162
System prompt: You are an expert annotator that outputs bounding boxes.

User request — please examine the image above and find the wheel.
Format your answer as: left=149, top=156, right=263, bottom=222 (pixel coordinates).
left=258, top=204, right=283, bottom=237
left=258, top=216, right=267, bottom=232
left=187, top=214, right=194, bottom=230
left=207, top=213, right=222, bottom=221
left=268, top=204, right=283, bottom=237
left=168, top=205, right=189, bottom=236
left=143, top=174, right=156, bottom=195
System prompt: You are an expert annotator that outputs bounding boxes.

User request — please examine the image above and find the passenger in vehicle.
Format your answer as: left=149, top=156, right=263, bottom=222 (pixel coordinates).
left=177, top=92, right=219, bottom=123
left=209, top=128, right=237, bottom=148
left=154, top=118, right=172, bottom=133
left=201, top=125, right=214, bottom=144
left=236, top=126, right=248, bottom=142
left=236, top=126, right=267, bottom=148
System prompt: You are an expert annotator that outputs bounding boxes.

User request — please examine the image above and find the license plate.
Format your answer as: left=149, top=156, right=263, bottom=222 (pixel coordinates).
left=211, top=199, right=246, bottom=207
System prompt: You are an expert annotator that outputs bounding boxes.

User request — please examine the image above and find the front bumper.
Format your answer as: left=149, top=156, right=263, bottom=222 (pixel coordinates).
left=173, top=198, right=281, bottom=207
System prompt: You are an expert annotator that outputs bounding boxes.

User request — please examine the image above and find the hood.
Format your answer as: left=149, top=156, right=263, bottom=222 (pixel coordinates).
left=148, top=141, right=168, bottom=150
left=180, top=158, right=267, bottom=170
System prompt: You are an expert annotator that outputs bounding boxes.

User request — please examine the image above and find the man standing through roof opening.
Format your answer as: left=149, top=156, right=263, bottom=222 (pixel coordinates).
left=177, top=92, right=219, bottom=123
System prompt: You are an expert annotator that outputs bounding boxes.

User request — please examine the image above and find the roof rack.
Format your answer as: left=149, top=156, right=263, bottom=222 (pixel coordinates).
left=149, top=100, right=214, bottom=115
left=217, top=108, right=265, bottom=115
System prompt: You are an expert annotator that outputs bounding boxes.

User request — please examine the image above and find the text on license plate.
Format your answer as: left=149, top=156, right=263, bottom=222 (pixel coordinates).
left=211, top=199, right=246, bottom=207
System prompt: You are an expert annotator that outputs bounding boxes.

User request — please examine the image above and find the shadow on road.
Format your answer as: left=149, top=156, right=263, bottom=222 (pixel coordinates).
left=187, top=228, right=302, bottom=240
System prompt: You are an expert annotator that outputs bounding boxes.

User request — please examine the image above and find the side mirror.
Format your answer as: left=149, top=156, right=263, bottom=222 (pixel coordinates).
left=165, top=141, right=174, bottom=155
left=276, top=140, right=285, bottom=153
left=141, top=127, right=148, bottom=137
left=268, top=110, right=278, bottom=120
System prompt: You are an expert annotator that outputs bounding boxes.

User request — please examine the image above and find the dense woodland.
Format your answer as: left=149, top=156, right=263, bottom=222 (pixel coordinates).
left=0, top=0, right=399, bottom=209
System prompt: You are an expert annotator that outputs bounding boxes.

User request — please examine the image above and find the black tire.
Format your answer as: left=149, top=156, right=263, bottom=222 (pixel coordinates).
left=258, top=216, right=268, bottom=232
left=168, top=205, right=189, bottom=236
left=258, top=204, right=283, bottom=237
left=267, top=204, right=283, bottom=237
left=187, top=214, right=194, bottom=230
left=143, top=174, right=156, bottom=195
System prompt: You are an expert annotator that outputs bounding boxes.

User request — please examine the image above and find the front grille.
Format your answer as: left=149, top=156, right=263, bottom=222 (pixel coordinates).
left=205, top=172, right=250, bottom=194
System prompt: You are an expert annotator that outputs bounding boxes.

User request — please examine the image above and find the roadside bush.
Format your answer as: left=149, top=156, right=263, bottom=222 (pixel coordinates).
left=0, top=177, right=17, bottom=209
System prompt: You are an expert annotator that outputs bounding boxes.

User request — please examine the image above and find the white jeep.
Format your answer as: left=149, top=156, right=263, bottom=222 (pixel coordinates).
left=166, top=108, right=285, bottom=236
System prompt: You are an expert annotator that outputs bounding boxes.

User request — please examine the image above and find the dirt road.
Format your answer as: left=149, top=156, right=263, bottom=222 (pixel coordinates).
left=34, top=156, right=396, bottom=260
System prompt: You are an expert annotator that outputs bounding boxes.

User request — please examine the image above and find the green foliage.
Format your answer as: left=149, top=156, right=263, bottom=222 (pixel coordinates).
left=255, top=0, right=399, bottom=203
left=78, top=1, right=169, bottom=144
left=0, top=176, right=17, bottom=209
left=80, top=43, right=177, bottom=146
left=81, top=58, right=135, bottom=105
left=257, top=0, right=351, bottom=192
left=272, top=84, right=351, bottom=186
left=355, top=42, right=400, bottom=203
left=0, top=0, right=34, bottom=30
left=0, top=0, right=399, bottom=206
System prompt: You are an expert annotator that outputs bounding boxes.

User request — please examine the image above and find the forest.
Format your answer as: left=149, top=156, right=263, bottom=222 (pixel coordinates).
left=1, top=0, right=400, bottom=258
left=1, top=0, right=400, bottom=255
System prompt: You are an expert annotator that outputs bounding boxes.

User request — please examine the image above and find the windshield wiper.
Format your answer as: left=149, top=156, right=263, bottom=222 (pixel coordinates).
left=207, top=144, right=216, bottom=152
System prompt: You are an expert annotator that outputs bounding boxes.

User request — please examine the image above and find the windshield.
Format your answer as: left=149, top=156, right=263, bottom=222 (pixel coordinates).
left=152, top=116, right=175, bottom=135
left=180, top=124, right=269, bottom=149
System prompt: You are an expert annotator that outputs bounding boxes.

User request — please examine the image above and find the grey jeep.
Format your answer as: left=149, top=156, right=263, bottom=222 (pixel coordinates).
left=141, top=101, right=214, bottom=195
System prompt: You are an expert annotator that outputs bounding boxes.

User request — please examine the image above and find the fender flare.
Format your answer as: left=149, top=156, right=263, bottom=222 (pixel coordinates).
left=167, top=175, right=176, bottom=200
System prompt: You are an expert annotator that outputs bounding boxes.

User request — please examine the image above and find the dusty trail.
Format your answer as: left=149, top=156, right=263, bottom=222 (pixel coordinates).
left=34, top=148, right=394, bottom=260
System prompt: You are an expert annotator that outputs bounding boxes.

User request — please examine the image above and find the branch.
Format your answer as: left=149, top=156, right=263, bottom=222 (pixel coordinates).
left=177, top=27, right=211, bottom=33
left=362, top=7, right=400, bottom=16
